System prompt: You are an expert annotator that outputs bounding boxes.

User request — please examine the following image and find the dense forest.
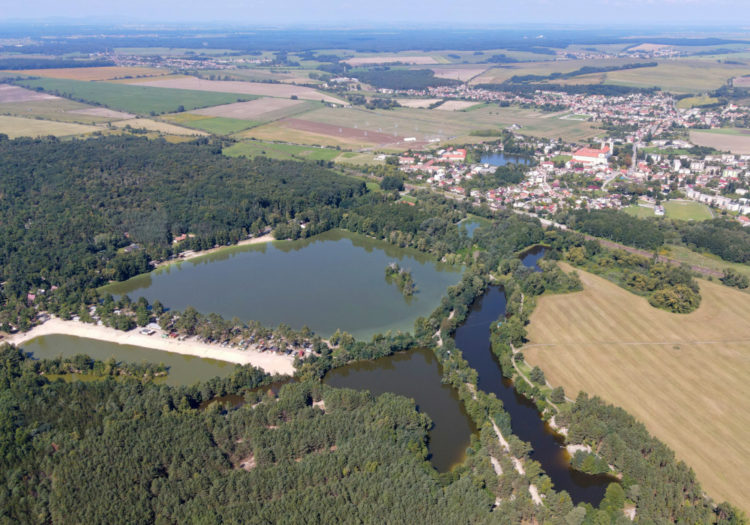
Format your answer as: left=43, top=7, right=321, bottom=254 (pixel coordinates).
left=558, top=209, right=665, bottom=250
left=0, top=135, right=365, bottom=328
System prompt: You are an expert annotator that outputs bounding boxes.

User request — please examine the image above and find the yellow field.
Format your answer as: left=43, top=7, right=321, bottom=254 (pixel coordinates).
left=690, top=129, right=750, bottom=154
left=110, top=118, right=207, bottom=136
left=524, top=265, right=750, bottom=512
left=9, top=66, right=168, bottom=81
left=0, top=115, right=98, bottom=138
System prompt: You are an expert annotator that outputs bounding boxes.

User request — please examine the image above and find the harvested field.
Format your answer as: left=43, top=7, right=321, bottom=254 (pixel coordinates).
left=0, top=98, right=117, bottom=124
left=240, top=122, right=379, bottom=149
left=0, top=84, right=58, bottom=103
left=136, top=77, right=344, bottom=104
left=733, top=76, right=750, bottom=88
left=344, top=55, right=438, bottom=66
left=162, top=113, right=257, bottom=135
left=68, top=107, right=135, bottom=120
left=434, top=100, right=482, bottom=111
left=690, top=129, right=750, bottom=154
left=11, top=66, right=166, bottom=81
left=0, top=115, right=98, bottom=138
left=396, top=98, right=442, bottom=108
left=524, top=265, right=750, bottom=512
left=110, top=118, right=207, bottom=136
left=430, top=66, right=488, bottom=82
left=604, top=59, right=750, bottom=93
left=192, top=97, right=305, bottom=119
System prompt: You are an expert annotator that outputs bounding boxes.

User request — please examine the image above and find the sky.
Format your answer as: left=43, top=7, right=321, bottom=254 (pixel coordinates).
left=2, top=0, right=750, bottom=26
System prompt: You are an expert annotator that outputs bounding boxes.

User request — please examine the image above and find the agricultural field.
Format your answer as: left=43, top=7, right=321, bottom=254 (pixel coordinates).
left=6, top=66, right=167, bottom=81
left=603, top=59, right=750, bottom=93
left=434, top=100, right=482, bottom=111
left=524, top=266, right=750, bottom=511
left=204, top=68, right=323, bottom=84
left=0, top=96, right=129, bottom=124
left=0, top=115, right=99, bottom=138
left=13, top=77, right=257, bottom=115
left=161, top=113, right=257, bottom=134
left=136, top=76, right=345, bottom=104
left=470, top=57, right=643, bottom=85
left=691, top=128, right=750, bottom=154
left=191, top=97, right=311, bottom=120
left=110, top=118, right=208, bottom=136
left=676, top=95, right=720, bottom=109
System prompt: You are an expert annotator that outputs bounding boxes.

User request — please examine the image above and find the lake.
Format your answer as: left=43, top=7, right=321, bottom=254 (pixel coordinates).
left=520, top=245, right=547, bottom=271
left=20, top=334, right=236, bottom=386
left=324, top=347, right=476, bottom=472
left=102, top=230, right=462, bottom=340
left=480, top=152, right=532, bottom=167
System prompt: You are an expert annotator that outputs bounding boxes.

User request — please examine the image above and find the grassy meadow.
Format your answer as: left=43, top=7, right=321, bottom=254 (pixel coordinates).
left=13, top=78, right=255, bottom=115
left=524, top=265, right=750, bottom=511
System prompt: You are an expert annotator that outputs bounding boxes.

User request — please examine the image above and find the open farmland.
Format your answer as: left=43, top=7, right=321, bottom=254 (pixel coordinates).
left=690, top=129, right=750, bottom=154
left=603, top=59, right=750, bottom=93
left=13, top=77, right=256, bottom=115
left=223, top=140, right=347, bottom=162
left=7, top=66, right=167, bottom=81
left=434, top=100, right=482, bottom=111
left=524, top=265, right=750, bottom=512
left=0, top=84, right=59, bottom=103
left=110, top=118, right=207, bottom=136
left=0, top=115, right=98, bottom=138
left=191, top=97, right=307, bottom=120
left=161, top=113, right=257, bottom=134
left=470, top=58, right=645, bottom=85
left=136, top=76, right=345, bottom=104
left=0, top=97, right=126, bottom=124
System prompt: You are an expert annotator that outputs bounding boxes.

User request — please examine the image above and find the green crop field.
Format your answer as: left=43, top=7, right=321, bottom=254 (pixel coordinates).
left=677, top=95, right=720, bottom=109
left=13, top=78, right=256, bottom=115
left=524, top=265, right=750, bottom=512
left=163, top=113, right=259, bottom=134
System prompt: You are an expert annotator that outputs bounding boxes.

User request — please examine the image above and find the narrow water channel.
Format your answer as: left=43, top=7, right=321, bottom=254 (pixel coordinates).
left=454, top=254, right=613, bottom=505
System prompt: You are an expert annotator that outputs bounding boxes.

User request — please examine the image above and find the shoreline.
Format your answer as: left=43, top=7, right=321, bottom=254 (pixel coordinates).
left=6, top=317, right=295, bottom=376
left=156, top=234, right=276, bottom=268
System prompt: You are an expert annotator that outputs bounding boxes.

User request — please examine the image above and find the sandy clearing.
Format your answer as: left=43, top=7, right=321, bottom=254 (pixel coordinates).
left=396, top=98, right=442, bottom=108
left=192, top=97, right=305, bottom=119
left=8, top=317, right=295, bottom=375
left=136, top=77, right=344, bottom=104
left=344, top=56, right=438, bottom=66
left=111, top=118, right=208, bottom=136
left=0, top=84, right=59, bottom=103
left=68, top=107, right=135, bottom=120
left=434, top=100, right=480, bottom=111
left=161, top=234, right=275, bottom=268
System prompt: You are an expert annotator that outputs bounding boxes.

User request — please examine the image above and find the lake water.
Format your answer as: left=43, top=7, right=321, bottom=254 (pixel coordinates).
left=460, top=219, right=482, bottom=239
left=480, top=153, right=532, bottom=167
left=520, top=245, right=546, bottom=271
left=454, top=285, right=612, bottom=505
left=324, top=347, right=476, bottom=473
left=20, top=334, right=236, bottom=386
left=102, top=230, right=462, bottom=340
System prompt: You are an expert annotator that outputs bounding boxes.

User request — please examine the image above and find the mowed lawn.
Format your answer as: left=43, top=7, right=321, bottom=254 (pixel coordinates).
left=524, top=265, right=750, bottom=512
left=13, top=78, right=255, bottom=115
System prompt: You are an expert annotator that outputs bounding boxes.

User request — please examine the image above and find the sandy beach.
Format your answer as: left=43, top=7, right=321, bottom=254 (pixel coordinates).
left=158, top=234, right=276, bottom=268
left=7, top=317, right=295, bottom=376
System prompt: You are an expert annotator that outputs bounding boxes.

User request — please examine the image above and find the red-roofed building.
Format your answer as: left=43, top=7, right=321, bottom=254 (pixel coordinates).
left=573, top=143, right=612, bottom=166
left=441, top=149, right=467, bottom=162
